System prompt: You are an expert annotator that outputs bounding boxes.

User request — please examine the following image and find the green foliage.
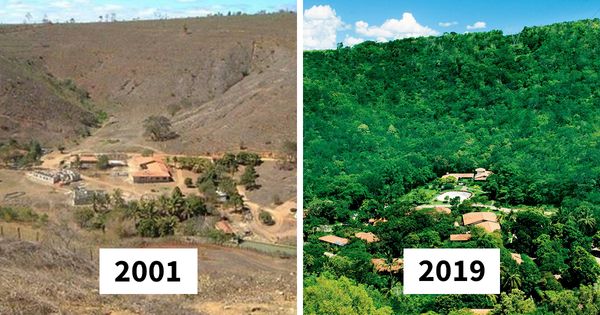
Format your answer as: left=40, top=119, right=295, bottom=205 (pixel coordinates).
left=176, top=156, right=211, bottom=173
left=235, top=152, right=262, bottom=166
left=492, top=289, right=537, bottom=315
left=565, top=246, right=600, bottom=286
left=304, top=19, right=600, bottom=314
left=304, top=275, right=393, bottom=315
left=259, top=210, right=275, bottom=226
left=0, top=139, right=43, bottom=167
left=141, top=149, right=154, bottom=157
left=97, top=154, right=109, bottom=170
left=240, top=165, right=260, bottom=190
left=0, top=206, right=48, bottom=224
left=143, top=115, right=178, bottom=141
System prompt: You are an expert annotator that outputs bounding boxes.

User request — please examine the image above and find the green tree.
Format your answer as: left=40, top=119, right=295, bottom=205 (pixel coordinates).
left=97, top=154, right=109, bottom=170
left=240, top=165, right=260, bottom=190
left=565, top=246, right=600, bottom=286
left=492, top=289, right=536, bottom=315
left=304, top=276, right=393, bottom=315
left=143, top=115, right=177, bottom=141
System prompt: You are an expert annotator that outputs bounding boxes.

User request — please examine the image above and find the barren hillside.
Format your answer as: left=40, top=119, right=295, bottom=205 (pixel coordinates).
left=0, top=237, right=296, bottom=314
left=0, top=54, right=98, bottom=146
left=0, top=13, right=296, bottom=154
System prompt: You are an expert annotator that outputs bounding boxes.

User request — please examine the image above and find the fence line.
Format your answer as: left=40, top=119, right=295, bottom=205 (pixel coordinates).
left=0, top=224, right=296, bottom=259
left=0, top=224, right=99, bottom=261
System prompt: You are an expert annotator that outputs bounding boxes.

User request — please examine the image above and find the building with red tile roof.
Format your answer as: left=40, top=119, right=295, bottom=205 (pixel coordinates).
left=355, top=232, right=380, bottom=243
left=371, top=258, right=403, bottom=273
left=318, top=235, right=349, bottom=246
left=131, top=156, right=172, bottom=183
left=450, top=233, right=472, bottom=241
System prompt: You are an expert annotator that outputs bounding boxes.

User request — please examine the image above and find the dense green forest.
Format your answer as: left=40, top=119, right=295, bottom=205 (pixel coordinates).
left=304, top=19, right=600, bottom=314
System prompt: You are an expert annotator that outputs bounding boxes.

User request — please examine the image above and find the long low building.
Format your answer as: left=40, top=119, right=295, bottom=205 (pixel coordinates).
left=28, top=169, right=81, bottom=185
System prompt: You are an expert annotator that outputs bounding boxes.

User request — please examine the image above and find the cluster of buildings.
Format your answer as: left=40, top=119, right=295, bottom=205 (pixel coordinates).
left=442, top=167, right=493, bottom=181
left=72, top=154, right=175, bottom=184
left=28, top=169, right=81, bottom=185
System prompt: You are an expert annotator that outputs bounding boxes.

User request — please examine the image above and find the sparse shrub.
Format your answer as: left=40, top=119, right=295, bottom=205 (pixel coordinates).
left=167, top=103, right=182, bottom=117
left=97, top=155, right=109, bottom=170
left=184, top=177, right=194, bottom=188
left=180, top=217, right=205, bottom=236
left=141, top=149, right=154, bottom=157
left=74, top=207, right=95, bottom=228
left=259, top=210, right=275, bottom=226
left=204, top=229, right=231, bottom=244
left=73, top=207, right=105, bottom=230
left=115, top=218, right=137, bottom=238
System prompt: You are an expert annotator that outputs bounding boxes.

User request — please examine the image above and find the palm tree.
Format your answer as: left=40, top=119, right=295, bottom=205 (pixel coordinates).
left=502, top=268, right=522, bottom=291
left=156, top=195, right=170, bottom=216
left=577, top=211, right=596, bottom=235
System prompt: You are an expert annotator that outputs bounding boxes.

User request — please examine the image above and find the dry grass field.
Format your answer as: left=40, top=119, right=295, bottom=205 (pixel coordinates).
left=0, top=13, right=296, bottom=154
left=0, top=12, right=297, bottom=315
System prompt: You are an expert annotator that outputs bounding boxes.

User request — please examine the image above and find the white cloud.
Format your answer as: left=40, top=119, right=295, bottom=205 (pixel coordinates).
left=50, top=1, right=72, bottom=9
left=303, top=5, right=347, bottom=50
left=466, top=21, right=486, bottom=30
left=181, top=8, right=213, bottom=17
left=355, top=12, right=438, bottom=42
left=343, top=35, right=364, bottom=47
left=137, top=8, right=158, bottom=18
left=438, top=21, right=458, bottom=27
left=93, top=4, right=124, bottom=13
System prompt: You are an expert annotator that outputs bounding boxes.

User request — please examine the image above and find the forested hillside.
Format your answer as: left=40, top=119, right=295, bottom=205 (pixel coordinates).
left=304, top=19, right=600, bottom=314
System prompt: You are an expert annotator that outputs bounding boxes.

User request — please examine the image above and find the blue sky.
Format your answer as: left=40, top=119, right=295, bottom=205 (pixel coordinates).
left=0, top=0, right=295, bottom=24
left=304, top=0, right=600, bottom=49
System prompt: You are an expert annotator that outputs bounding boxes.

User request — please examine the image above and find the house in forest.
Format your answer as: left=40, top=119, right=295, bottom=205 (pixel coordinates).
left=442, top=173, right=474, bottom=180
left=511, top=253, right=523, bottom=265
left=450, top=233, right=472, bottom=241
left=355, top=232, right=379, bottom=243
left=474, top=168, right=493, bottom=181
left=368, top=218, right=388, bottom=225
left=462, top=212, right=500, bottom=233
left=442, top=167, right=493, bottom=181
left=371, top=258, right=403, bottom=273
left=469, top=310, right=492, bottom=315
left=318, top=235, right=349, bottom=246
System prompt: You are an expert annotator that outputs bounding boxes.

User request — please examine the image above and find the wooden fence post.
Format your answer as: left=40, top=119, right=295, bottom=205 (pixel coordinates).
left=0, top=225, right=3, bottom=237
left=90, top=248, right=93, bottom=261
left=36, top=231, right=39, bottom=242
left=17, top=227, right=21, bottom=240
